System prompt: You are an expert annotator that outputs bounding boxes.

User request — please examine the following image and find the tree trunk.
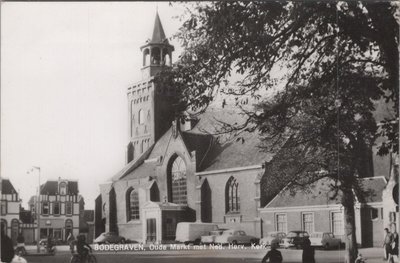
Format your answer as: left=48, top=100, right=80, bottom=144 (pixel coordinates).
left=342, top=190, right=358, bottom=263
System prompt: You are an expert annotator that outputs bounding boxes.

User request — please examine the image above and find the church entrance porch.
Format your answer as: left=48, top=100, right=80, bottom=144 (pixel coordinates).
left=142, top=201, right=195, bottom=244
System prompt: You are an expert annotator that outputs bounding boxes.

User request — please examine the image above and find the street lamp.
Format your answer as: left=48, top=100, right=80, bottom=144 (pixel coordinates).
left=28, top=166, right=41, bottom=253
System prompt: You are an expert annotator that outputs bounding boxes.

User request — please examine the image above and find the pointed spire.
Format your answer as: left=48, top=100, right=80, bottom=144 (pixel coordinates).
left=150, top=11, right=167, bottom=44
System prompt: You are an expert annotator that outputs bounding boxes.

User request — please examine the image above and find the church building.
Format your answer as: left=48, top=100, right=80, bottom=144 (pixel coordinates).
left=95, top=12, right=275, bottom=243
left=95, top=12, right=397, bottom=246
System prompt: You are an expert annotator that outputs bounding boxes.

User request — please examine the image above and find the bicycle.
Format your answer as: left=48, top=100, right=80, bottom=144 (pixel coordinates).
left=70, top=251, right=97, bottom=263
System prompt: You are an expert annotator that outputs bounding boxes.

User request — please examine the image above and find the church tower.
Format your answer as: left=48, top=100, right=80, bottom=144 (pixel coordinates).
left=126, top=12, right=176, bottom=163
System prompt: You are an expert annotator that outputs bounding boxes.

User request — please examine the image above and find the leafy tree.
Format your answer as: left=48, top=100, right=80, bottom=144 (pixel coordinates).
left=157, top=2, right=399, bottom=262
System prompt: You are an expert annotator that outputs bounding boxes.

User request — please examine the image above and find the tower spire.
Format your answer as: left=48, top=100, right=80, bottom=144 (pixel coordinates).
left=150, top=11, right=167, bottom=44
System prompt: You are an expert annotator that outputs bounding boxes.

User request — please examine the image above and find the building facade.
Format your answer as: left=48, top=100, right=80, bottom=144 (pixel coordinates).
left=95, top=12, right=397, bottom=247
left=1, top=179, right=21, bottom=244
left=28, top=178, right=82, bottom=240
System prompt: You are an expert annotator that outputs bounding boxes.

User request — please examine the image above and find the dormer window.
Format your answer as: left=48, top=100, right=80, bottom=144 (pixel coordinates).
left=59, top=182, right=67, bottom=195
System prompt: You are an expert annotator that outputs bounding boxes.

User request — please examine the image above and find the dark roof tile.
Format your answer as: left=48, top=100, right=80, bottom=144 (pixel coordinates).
left=2, top=179, right=17, bottom=194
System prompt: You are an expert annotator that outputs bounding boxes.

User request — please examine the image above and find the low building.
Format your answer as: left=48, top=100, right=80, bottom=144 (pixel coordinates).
left=0, top=179, right=21, bottom=244
left=259, top=176, right=389, bottom=247
left=28, top=178, right=82, bottom=241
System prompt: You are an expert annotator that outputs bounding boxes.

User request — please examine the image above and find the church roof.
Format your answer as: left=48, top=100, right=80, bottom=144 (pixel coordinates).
left=150, top=11, right=168, bottom=44
left=190, top=107, right=276, bottom=172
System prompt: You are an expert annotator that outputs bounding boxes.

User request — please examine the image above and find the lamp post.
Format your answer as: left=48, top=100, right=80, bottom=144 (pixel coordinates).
left=29, top=166, right=41, bottom=253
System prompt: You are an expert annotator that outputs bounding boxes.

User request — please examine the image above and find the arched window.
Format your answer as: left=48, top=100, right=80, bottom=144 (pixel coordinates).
left=138, top=109, right=145, bottom=125
left=168, top=156, right=187, bottom=205
left=11, top=219, right=19, bottom=243
left=225, top=177, right=240, bottom=213
left=126, top=188, right=139, bottom=221
left=151, top=47, right=161, bottom=65
left=65, top=219, right=73, bottom=239
left=59, top=182, right=67, bottom=195
left=143, top=48, right=150, bottom=66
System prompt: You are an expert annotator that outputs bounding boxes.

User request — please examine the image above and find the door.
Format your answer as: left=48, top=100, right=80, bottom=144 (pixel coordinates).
left=146, top=218, right=156, bottom=242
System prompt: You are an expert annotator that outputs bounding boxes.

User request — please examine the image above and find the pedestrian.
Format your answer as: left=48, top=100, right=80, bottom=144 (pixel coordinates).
left=384, top=228, right=393, bottom=260
left=67, top=232, right=76, bottom=253
left=261, top=240, right=283, bottom=263
left=302, top=238, right=315, bottom=263
left=16, top=232, right=26, bottom=256
left=392, top=229, right=398, bottom=256
left=1, top=224, right=15, bottom=263
left=46, top=234, right=54, bottom=253
left=388, top=228, right=399, bottom=263
left=77, top=234, right=92, bottom=263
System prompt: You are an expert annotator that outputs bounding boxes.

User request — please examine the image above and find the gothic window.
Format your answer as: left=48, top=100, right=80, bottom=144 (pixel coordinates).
left=126, top=188, right=140, bottom=221
left=225, top=177, right=240, bottom=213
left=147, top=110, right=151, bottom=121
left=59, top=182, right=67, bottom=195
left=168, top=156, right=187, bottom=205
left=139, top=109, right=145, bottom=125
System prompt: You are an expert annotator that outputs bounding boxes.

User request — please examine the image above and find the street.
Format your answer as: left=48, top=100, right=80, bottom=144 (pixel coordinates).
left=23, top=246, right=386, bottom=263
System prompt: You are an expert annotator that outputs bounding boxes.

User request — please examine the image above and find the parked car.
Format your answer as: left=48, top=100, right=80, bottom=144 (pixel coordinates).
left=214, top=229, right=259, bottom=245
left=94, top=232, right=126, bottom=244
left=309, top=232, right=342, bottom=249
left=282, top=231, right=309, bottom=249
left=201, top=229, right=226, bottom=244
left=175, top=222, right=219, bottom=245
left=260, top=232, right=286, bottom=247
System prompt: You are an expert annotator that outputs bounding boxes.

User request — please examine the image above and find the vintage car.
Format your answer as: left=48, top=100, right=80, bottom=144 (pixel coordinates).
left=200, top=229, right=226, bottom=244
left=214, top=229, right=258, bottom=245
left=94, top=232, right=126, bottom=244
left=259, top=232, right=286, bottom=247
left=309, top=232, right=342, bottom=249
left=282, top=231, right=309, bottom=249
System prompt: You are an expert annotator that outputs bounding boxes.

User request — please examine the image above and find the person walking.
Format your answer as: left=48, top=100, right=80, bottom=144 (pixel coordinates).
left=302, top=238, right=315, bottom=263
left=261, top=240, right=283, bottom=263
left=384, top=228, right=394, bottom=260
left=388, top=229, right=399, bottom=263
left=67, top=232, right=76, bottom=253
left=1, top=225, right=15, bottom=263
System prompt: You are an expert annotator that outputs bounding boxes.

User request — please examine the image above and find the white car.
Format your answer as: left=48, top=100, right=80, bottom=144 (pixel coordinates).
left=309, top=232, right=342, bottom=249
left=214, top=229, right=258, bottom=245
left=260, top=232, right=286, bottom=247
left=201, top=229, right=225, bottom=244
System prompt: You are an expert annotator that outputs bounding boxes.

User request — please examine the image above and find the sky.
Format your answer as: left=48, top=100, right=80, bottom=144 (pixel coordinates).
left=1, top=2, right=186, bottom=209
